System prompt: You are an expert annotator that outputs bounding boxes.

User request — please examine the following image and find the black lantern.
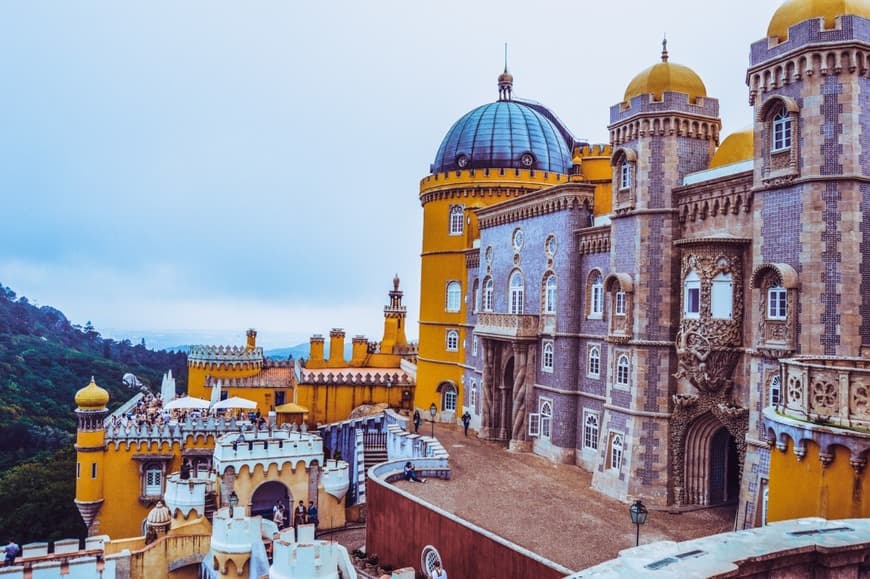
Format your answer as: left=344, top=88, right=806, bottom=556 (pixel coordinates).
left=629, top=499, right=648, bottom=546
left=228, top=490, right=239, bottom=517
left=428, top=402, right=437, bottom=437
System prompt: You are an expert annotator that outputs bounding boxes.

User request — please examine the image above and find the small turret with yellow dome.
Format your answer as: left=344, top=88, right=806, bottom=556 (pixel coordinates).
left=75, top=376, right=110, bottom=410
left=709, top=127, right=754, bottom=169
left=767, top=0, right=870, bottom=41
left=74, top=376, right=109, bottom=534
left=623, top=39, right=707, bottom=103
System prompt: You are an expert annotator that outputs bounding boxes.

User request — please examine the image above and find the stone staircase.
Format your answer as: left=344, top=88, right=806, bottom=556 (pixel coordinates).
left=204, top=490, right=218, bottom=520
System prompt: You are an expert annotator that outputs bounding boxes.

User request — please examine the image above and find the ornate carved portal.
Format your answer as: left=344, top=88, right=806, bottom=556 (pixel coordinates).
left=670, top=392, right=748, bottom=507
left=479, top=338, right=535, bottom=450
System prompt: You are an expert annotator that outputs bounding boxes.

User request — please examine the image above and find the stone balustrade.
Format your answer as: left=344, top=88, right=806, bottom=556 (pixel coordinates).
left=779, top=356, right=870, bottom=431
left=475, top=313, right=539, bottom=339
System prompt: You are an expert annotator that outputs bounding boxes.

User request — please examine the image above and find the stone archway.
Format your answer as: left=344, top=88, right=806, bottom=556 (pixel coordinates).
left=684, top=413, right=740, bottom=506
left=250, top=480, right=290, bottom=520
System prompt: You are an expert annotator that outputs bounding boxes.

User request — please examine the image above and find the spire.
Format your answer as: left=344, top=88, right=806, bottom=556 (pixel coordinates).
left=661, top=35, right=669, bottom=62
left=498, top=43, right=513, bottom=101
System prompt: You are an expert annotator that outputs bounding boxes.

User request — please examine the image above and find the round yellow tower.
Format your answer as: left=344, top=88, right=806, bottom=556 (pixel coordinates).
left=417, top=69, right=575, bottom=419
left=74, top=376, right=109, bottom=534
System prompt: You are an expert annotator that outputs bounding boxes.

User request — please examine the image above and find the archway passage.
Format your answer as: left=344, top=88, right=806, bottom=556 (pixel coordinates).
left=250, top=481, right=291, bottom=520
left=684, top=413, right=740, bottom=506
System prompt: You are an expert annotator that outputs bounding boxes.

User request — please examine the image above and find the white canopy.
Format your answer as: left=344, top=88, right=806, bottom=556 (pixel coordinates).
left=164, top=396, right=211, bottom=410
left=212, top=396, right=257, bottom=410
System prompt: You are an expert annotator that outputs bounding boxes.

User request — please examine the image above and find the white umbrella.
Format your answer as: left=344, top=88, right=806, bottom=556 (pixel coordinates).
left=164, top=396, right=211, bottom=410
left=212, top=396, right=257, bottom=410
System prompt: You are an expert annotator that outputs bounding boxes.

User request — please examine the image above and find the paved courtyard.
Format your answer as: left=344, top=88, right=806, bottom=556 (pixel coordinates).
left=394, top=422, right=736, bottom=572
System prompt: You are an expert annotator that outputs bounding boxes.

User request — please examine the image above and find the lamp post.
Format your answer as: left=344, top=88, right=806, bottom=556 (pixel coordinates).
left=629, top=499, right=648, bottom=546
left=228, top=490, right=239, bottom=518
left=428, top=402, right=437, bottom=438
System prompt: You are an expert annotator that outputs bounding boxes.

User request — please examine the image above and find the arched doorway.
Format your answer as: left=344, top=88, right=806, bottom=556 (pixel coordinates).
left=250, top=481, right=290, bottom=520
left=684, top=413, right=739, bottom=506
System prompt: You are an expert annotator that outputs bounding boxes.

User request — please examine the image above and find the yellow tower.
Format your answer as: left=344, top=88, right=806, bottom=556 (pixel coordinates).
left=416, top=69, right=576, bottom=419
left=74, top=376, right=110, bottom=535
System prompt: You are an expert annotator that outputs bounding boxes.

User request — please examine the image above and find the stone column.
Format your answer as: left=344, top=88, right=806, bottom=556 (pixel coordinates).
left=509, top=343, right=532, bottom=451
left=480, top=340, right=495, bottom=439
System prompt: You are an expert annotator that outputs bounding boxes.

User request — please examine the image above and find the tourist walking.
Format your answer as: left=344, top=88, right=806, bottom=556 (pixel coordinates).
left=461, top=411, right=471, bottom=436
left=4, top=539, right=20, bottom=567
left=413, top=409, right=422, bottom=434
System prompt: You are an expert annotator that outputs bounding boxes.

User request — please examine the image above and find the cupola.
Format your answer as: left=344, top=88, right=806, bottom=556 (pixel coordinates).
left=767, top=0, right=870, bottom=41
left=75, top=376, right=110, bottom=410
left=709, top=127, right=754, bottom=168
left=623, top=40, right=707, bottom=103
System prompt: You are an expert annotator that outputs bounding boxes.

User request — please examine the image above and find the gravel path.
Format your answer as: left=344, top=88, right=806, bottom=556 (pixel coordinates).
left=394, top=423, right=736, bottom=572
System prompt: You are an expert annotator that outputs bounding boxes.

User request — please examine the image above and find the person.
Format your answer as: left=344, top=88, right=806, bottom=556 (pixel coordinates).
left=461, top=411, right=471, bottom=437
left=294, top=500, right=307, bottom=528
left=431, top=559, right=447, bottom=578
left=403, top=461, right=425, bottom=483
left=273, top=505, right=284, bottom=529
left=4, top=539, right=20, bottom=567
left=307, top=500, right=319, bottom=529
left=413, top=409, right=422, bottom=434
left=273, top=499, right=285, bottom=526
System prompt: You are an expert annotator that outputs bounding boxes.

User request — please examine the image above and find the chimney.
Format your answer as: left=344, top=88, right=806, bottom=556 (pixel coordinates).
left=245, top=329, right=257, bottom=351
left=328, top=329, right=346, bottom=367
left=351, top=336, right=368, bottom=366
left=308, top=335, right=325, bottom=368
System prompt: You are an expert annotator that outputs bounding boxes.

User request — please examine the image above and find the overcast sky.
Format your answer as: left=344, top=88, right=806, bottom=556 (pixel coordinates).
left=0, top=0, right=783, bottom=349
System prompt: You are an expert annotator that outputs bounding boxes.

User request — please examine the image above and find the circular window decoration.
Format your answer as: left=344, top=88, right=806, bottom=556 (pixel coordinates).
left=545, top=235, right=557, bottom=256
left=456, top=154, right=469, bottom=168
left=485, top=245, right=494, bottom=264
left=520, top=152, right=535, bottom=168
left=421, top=545, right=442, bottom=577
left=513, top=228, right=524, bottom=251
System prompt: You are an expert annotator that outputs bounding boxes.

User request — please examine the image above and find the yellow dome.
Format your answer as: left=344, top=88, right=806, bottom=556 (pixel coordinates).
left=75, top=376, right=109, bottom=410
left=624, top=44, right=707, bottom=103
left=768, top=0, right=870, bottom=40
left=709, top=127, right=755, bottom=168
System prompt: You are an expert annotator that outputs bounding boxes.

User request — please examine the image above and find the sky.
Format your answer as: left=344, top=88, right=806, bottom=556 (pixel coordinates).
left=0, top=0, right=783, bottom=350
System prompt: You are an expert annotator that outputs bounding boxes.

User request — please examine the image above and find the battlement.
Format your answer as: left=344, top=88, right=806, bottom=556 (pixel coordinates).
left=212, top=430, right=326, bottom=476
left=574, top=144, right=612, bottom=157
left=271, top=525, right=355, bottom=579
left=299, top=368, right=413, bottom=386
left=188, top=344, right=264, bottom=366
left=104, top=416, right=247, bottom=445
left=205, top=375, right=292, bottom=389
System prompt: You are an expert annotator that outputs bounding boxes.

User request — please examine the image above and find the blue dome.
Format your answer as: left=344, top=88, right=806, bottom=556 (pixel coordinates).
left=432, top=100, right=574, bottom=174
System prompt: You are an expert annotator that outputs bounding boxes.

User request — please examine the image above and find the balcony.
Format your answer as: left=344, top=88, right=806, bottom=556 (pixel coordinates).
left=475, top=313, right=539, bottom=340
left=778, top=356, right=870, bottom=432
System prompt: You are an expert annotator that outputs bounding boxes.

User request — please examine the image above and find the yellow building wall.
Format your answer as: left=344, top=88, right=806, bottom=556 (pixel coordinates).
left=768, top=439, right=869, bottom=522
left=295, top=383, right=411, bottom=425
left=187, top=364, right=262, bottom=400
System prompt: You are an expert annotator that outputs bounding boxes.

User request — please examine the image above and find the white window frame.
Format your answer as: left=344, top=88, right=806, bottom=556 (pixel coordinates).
left=583, top=410, right=600, bottom=451
left=615, top=290, right=626, bottom=316
left=711, top=273, right=733, bottom=320
left=616, top=354, right=630, bottom=387
left=449, top=206, right=464, bottom=235
left=446, top=281, right=461, bottom=312
left=609, top=432, right=624, bottom=471
left=542, top=340, right=554, bottom=373
left=684, top=270, right=701, bottom=319
left=528, top=413, right=540, bottom=437
left=442, top=386, right=457, bottom=412
left=472, top=279, right=480, bottom=314
left=590, top=273, right=604, bottom=319
left=509, top=271, right=524, bottom=315
left=445, top=329, right=459, bottom=352
left=483, top=277, right=494, bottom=312
left=539, top=398, right=553, bottom=439
left=768, top=285, right=787, bottom=320
left=587, top=345, right=601, bottom=378
left=470, top=380, right=479, bottom=415
left=770, top=375, right=782, bottom=407
left=619, top=161, right=631, bottom=190
left=472, top=335, right=478, bottom=356
left=772, top=110, right=792, bottom=152
left=544, top=275, right=557, bottom=314
left=144, top=465, right=162, bottom=496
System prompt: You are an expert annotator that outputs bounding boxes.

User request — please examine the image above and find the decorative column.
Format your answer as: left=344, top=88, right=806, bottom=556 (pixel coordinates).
left=480, top=340, right=496, bottom=439
left=509, top=343, right=531, bottom=451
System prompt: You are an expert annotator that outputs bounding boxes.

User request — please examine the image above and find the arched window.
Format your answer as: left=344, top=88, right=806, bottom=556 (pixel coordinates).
left=472, top=278, right=480, bottom=314
left=769, top=375, right=781, bottom=407
left=483, top=277, right=494, bottom=312
left=539, top=399, right=552, bottom=439
left=542, top=341, right=554, bottom=372
left=446, top=329, right=459, bottom=352
left=446, top=281, right=461, bottom=312
left=609, top=433, right=624, bottom=470
left=449, top=206, right=464, bottom=235
left=470, top=380, right=479, bottom=415
left=442, top=385, right=457, bottom=412
left=684, top=270, right=701, bottom=319
left=144, top=465, right=162, bottom=496
left=590, top=273, right=604, bottom=318
left=768, top=284, right=787, bottom=320
left=619, top=161, right=631, bottom=190
left=615, top=290, right=626, bottom=316
left=588, top=346, right=601, bottom=378
left=616, top=354, right=630, bottom=386
left=772, top=109, right=792, bottom=151
left=509, top=271, right=524, bottom=314
left=711, top=272, right=733, bottom=319
left=544, top=274, right=557, bottom=314
left=583, top=411, right=599, bottom=450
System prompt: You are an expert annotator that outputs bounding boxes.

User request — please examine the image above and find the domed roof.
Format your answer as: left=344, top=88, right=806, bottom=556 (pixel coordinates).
left=624, top=42, right=707, bottom=103
left=768, top=0, right=870, bottom=40
left=709, top=127, right=754, bottom=168
left=75, top=376, right=109, bottom=410
left=146, top=501, right=171, bottom=526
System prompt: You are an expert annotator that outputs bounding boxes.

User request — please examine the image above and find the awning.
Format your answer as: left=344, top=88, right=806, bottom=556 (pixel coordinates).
left=274, top=403, right=309, bottom=414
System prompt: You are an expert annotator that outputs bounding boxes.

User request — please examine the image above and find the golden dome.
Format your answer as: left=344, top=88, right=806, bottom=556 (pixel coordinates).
left=75, top=376, right=109, bottom=410
left=768, top=0, right=870, bottom=40
left=709, top=127, right=755, bottom=168
left=624, top=43, right=707, bottom=103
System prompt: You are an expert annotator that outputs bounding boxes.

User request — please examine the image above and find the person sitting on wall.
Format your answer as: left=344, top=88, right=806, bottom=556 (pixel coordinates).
left=403, top=461, right=426, bottom=483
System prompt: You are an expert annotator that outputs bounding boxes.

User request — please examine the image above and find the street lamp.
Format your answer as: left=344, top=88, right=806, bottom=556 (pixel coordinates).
left=428, top=402, right=437, bottom=438
left=228, top=490, right=239, bottom=518
left=629, top=499, right=648, bottom=546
